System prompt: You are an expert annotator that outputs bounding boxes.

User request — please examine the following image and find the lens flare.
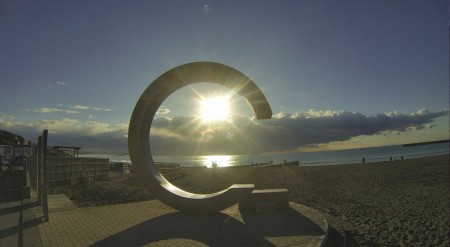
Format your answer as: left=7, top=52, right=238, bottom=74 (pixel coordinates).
left=200, top=97, right=230, bottom=122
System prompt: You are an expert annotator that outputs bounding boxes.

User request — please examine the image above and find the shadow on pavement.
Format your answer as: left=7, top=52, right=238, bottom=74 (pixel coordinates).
left=0, top=189, right=43, bottom=247
left=0, top=189, right=22, bottom=203
left=92, top=211, right=274, bottom=247
left=0, top=218, right=40, bottom=241
left=0, top=200, right=40, bottom=217
left=92, top=206, right=327, bottom=247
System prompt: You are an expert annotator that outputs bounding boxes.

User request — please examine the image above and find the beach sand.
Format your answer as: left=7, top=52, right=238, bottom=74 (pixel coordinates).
left=170, top=155, right=449, bottom=246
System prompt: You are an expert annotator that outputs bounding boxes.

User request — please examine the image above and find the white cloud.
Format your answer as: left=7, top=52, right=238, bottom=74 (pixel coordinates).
left=92, top=107, right=112, bottom=112
left=0, top=114, right=16, bottom=129
left=115, top=123, right=129, bottom=129
left=386, top=111, right=401, bottom=118
left=156, top=107, right=171, bottom=115
left=55, top=81, right=66, bottom=86
left=69, top=105, right=112, bottom=112
left=72, top=105, right=90, bottom=110
left=0, top=114, right=15, bottom=121
left=33, top=108, right=80, bottom=114
left=37, top=118, right=82, bottom=131
left=412, top=108, right=429, bottom=116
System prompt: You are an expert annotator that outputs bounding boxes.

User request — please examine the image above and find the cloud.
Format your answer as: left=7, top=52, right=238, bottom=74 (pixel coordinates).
left=267, top=108, right=448, bottom=143
left=71, top=105, right=90, bottom=110
left=29, top=105, right=112, bottom=114
left=92, top=107, right=112, bottom=112
left=32, top=108, right=80, bottom=114
left=202, top=4, right=211, bottom=13
left=1, top=108, right=447, bottom=155
left=148, top=108, right=449, bottom=155
left=0, top=117, right=128, bottom=154
left=0, top=114, right=16, bottom=129
left=46, top=81, right=67, bottom=88
left=156, top=107, right=170, bottom=115
left=71, top=105, right=112, bottom=112
left=38, top=118, right=82, bottom=131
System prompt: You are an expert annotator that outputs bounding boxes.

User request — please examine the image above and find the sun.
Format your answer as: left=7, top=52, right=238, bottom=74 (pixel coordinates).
left=199, top=96, right=230, bottom=122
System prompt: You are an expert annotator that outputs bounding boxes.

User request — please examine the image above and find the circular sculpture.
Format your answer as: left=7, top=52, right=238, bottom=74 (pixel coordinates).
left=128, top=62, right=272, bottom=213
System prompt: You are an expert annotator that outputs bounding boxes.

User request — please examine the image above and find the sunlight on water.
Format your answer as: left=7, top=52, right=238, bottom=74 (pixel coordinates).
left=202, top=155, right=233, bottom=168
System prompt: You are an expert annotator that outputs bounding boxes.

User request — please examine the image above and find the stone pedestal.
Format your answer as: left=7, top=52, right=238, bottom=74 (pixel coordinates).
left=239, top=188, right=290, bottom=213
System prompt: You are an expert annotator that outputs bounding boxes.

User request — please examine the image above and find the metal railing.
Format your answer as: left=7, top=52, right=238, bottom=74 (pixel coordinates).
left=28, top=157, right=109, bottom=186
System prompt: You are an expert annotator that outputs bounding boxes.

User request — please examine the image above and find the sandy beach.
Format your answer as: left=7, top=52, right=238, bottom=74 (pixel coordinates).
left=57, top=154, right=449, bottom=246
left=169, top=155, right=449, bottom=246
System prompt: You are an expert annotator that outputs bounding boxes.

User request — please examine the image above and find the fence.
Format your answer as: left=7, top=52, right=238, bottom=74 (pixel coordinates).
left=28, top=157, right=109, bottom=187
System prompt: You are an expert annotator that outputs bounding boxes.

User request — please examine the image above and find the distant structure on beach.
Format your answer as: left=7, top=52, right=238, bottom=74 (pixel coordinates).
left=110, top=162, right=129, bottom=172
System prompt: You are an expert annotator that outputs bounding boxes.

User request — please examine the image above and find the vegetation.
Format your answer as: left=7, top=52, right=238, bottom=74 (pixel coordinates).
left=49, top=172, right=155, bottom=207
left=0, top=129, right=26, bottom=146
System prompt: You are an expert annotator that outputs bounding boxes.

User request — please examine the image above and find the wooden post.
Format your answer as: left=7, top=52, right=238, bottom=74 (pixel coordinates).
left=42, top=130, right=49, bottom=221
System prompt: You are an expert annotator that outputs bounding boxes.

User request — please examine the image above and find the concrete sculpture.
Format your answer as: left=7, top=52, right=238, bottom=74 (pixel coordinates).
left=128, top=62, right=272, bottom=213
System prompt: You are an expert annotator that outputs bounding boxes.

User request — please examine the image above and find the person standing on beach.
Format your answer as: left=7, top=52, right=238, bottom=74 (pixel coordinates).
left=362, top=157, right=365, bottom=164
left=211, top=161, right=218, bottom=176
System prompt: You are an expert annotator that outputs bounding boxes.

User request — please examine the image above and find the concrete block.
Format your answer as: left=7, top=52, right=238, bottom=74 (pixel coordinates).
left=255, top=201, right=275, bottom=214
left=239, top=188, right=289, bottom=211
left=253, top=188, right=289, bottom=208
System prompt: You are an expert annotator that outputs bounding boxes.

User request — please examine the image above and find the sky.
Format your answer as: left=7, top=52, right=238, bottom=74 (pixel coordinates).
left=0, top=0, right=448, bottom=155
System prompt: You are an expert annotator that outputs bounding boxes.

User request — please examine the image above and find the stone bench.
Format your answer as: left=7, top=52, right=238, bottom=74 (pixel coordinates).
left=239, top=188, right=289, bottom=213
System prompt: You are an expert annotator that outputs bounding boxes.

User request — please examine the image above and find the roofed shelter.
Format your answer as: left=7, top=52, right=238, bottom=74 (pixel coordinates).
left=52, top=146, right=81, bottom=157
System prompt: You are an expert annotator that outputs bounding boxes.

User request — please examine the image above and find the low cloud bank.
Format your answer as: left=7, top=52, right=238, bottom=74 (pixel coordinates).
left=0, top=108, right=447, bottom=155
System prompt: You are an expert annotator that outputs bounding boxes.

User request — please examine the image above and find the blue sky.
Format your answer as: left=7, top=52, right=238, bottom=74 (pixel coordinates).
left=0, top=0, right=448, bottom=155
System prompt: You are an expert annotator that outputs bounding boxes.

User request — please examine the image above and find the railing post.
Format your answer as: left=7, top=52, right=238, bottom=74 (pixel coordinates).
left=21, top=153, right=31, bottom=199
left=37, top=136, right=42, bottom=203
left=42, top=130, right=49, bottom=221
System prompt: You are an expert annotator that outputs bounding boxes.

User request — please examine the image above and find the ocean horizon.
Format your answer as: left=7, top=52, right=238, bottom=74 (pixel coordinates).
left=79, top=142, right=449, bottom=168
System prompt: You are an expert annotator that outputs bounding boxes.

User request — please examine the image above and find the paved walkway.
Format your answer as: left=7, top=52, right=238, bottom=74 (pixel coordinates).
left=1, top=192, right=329, bottom=246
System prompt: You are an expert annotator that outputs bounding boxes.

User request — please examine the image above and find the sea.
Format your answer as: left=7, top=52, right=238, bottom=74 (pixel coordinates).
left=79, top=142, right=449, bottom=168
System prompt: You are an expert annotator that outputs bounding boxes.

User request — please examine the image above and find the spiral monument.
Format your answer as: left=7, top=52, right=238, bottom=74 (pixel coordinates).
left=128, top=61, right=272, bottom=213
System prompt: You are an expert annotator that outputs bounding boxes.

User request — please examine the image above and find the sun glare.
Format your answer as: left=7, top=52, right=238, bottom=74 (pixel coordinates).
left=203, top=155, right=232, bottom=168
left=200, top=97, right=230, bottom=122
